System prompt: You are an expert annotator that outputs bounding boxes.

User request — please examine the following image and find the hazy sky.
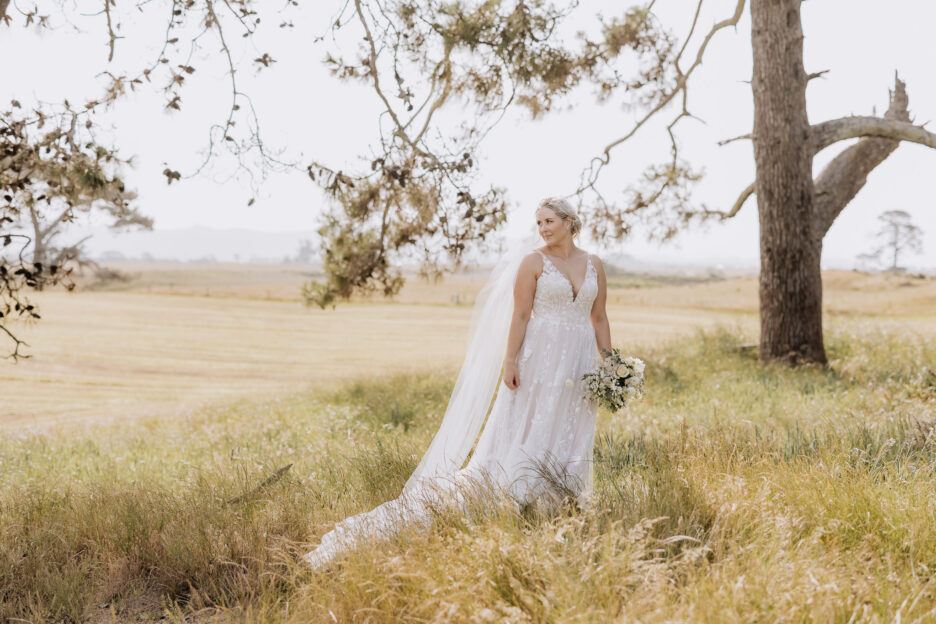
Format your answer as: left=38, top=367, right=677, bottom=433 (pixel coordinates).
left=5, top=1, right=936, bottom=268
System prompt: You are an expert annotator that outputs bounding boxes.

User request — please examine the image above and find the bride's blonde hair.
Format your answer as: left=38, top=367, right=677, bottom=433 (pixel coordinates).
left=536, top=197, right=582, bottom=236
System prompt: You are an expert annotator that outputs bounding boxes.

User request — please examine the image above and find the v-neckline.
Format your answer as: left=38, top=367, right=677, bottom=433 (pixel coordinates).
left=540, top=251, right=590, bottom=302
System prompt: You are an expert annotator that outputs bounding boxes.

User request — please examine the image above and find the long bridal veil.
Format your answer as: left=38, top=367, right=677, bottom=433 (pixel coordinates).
left=303, top=228, right=541, bottom=567
left=303, top=233, right=536, bottom=568
left=402, top=228, right=540, bottom=492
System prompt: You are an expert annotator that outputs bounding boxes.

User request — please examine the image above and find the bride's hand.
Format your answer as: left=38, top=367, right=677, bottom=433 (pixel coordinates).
left=503, top=361, right=520, bottom=390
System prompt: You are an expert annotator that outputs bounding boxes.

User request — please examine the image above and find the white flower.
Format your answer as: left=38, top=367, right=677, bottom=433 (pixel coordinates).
left=582, top=350, right=645, bottom=412
left=565, top=378, right=574, bottom=388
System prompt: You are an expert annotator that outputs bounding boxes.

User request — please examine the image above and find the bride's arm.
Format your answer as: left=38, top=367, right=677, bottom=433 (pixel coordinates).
left=503, top=254, right=539, bottom=390
left=589, top=255, right=612, bottom=358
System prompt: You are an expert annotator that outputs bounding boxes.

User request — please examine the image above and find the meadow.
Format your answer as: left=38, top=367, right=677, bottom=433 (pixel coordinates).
left=2, top=262, right=758, bottom=427
left=2, top=264, right=935, bottom=622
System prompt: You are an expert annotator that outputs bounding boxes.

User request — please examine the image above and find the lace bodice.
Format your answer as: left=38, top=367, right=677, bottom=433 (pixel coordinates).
left=532, top=250, right=597, bottom=325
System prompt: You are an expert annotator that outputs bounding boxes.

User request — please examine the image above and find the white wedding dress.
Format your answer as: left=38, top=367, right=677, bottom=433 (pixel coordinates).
left=303, top=250, right=601, bottom=568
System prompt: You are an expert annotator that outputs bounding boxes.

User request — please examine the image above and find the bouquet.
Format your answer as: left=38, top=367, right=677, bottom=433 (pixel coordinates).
left=581, top=348, right=645, bottom=412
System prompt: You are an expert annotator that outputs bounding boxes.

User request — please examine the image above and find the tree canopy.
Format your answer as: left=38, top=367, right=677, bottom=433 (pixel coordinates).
left=1, top=0, right=299, bottom=356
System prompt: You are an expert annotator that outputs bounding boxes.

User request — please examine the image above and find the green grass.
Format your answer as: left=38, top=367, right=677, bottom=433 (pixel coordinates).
left=2, top=325, right=936, bottom=622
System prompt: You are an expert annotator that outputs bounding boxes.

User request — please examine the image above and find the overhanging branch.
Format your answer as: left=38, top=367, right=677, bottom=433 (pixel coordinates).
left=811, top=117, right=936, bottom=153
left=580, top=0, right=747, bottom=191
left=576, top=0, right=747, bottom=236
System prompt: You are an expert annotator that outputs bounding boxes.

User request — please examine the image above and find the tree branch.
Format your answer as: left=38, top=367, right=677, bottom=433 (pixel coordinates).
left=806, top=69, right=829, bottom=82
left=725, top=181, right=755, bottom=219
left=104, top=0, right=117, bottom=61
left=812, top=74, right=926, bottom=238
left=36, top=205, right=75, bottom=242
left=692, top=180, right=755, bottom=221
left=672, top=0, right=704, bottom=69
left=810, top=117, right=936, bottom=153
left=578, top=0, right=746, bottom=196
left=0, top=323, right=30, bottom=361
left=355, top=0, right=416, bottom=152
left=717, top=132, right=753, bottom=146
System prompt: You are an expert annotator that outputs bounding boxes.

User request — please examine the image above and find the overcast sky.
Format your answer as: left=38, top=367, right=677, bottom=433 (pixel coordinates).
left=5, top=1, right=936, bottom=269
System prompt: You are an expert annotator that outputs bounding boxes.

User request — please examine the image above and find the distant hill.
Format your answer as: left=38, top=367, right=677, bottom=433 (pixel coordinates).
left=71, top=224, right=921, bottom=276
left=79, top=226, right=320, bottom=264
left=74, top=225, right=763, bottom=274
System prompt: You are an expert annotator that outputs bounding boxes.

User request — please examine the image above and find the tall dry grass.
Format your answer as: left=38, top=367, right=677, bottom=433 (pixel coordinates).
left=2, top=325, right=936, bottom=622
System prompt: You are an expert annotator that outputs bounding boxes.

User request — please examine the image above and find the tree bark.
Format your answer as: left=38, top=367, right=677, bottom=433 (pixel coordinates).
left=751, top=0, right=825, bottom=364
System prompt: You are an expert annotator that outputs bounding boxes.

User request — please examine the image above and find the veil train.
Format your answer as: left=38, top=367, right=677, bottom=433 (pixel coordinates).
left=403, top=229, right=540, bottom=492
left=303, top=230, right=540, bottom=568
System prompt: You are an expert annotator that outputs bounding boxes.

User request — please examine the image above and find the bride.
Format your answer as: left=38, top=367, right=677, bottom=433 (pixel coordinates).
left=303, top=196, right=611, bottom=568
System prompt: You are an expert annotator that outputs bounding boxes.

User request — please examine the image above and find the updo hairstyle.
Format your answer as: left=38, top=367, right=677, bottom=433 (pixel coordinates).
left=536, top=197, right=582, bottom=236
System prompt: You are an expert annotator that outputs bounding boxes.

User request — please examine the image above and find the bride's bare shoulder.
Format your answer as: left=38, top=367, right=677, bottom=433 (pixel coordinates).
left=518, top=251, right=545, bottom=276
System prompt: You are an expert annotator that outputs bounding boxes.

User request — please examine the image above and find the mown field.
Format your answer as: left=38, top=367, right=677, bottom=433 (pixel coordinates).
left=2, top=264, right=936, bottom=622
left=3, top=262, right=751, bottom=428
left=4, top=263, right=934, bottom=428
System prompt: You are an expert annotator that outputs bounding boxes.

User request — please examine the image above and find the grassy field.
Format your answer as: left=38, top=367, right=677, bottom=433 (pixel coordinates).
left=4, top=264, right=934, bottom=428
left=2, top=264, right=936, bottom=622
left=1, top=263, right=751, bottom=428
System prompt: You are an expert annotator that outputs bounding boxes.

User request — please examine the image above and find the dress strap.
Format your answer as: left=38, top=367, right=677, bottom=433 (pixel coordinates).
left=535, top=249, right=551, bottom=268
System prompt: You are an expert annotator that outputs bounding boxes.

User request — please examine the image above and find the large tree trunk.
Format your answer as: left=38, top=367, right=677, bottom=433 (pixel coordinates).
left=751, top=0, right=826, bottom=364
